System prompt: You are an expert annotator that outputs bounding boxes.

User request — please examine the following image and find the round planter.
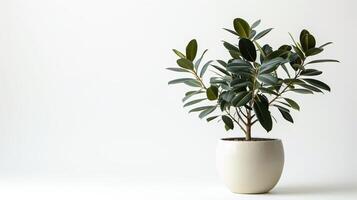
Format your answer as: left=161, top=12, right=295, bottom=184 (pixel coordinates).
left=216, top=138, right=284, bottom=194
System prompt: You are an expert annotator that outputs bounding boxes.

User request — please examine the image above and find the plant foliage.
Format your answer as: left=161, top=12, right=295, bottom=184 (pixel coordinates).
left=167, top=18, right=339, bottom=140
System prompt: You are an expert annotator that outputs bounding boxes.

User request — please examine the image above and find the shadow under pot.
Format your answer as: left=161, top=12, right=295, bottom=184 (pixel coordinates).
left=216, top=138, right=284, bottom=194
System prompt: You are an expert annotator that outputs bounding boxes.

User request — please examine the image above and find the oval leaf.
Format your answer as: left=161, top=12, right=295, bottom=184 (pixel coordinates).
left=206, top=86, right=219, bottom=100
left=303, top=78, right=331, bottom=91
left=186, top=39, right=198, bottom=61
left=239, top=38, right=256, bottom=62
left=254, top=28, right=273, bottom=40
left=233, top=18, right=251, bottom=38
left=253, top=95, right=272, bottom=132
left=177, top=58, right=194, bottom=70
left=222, top=115, right=234, bottom=130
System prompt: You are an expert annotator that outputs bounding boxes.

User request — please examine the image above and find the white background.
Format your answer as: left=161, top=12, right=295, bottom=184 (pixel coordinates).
left=0, top=0, right=356, bottom=199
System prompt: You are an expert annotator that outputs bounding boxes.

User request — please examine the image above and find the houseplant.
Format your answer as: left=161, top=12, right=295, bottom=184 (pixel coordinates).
left=167, top=18, right=338, bottom=193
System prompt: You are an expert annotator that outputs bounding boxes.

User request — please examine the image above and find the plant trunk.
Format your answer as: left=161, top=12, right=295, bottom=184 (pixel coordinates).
left=246, top=108, right=252, bottom=141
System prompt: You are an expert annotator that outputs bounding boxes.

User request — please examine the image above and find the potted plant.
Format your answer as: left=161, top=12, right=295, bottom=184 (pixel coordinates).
left=167, top=18, right=338, bottom=194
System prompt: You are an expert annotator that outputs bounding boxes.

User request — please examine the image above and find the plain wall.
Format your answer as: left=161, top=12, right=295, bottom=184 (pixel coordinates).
left=0, top=0, right=356, bottom=184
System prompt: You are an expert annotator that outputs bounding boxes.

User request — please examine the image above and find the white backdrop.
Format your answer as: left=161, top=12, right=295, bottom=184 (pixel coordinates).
left=0, top=0, right=356, bottom=199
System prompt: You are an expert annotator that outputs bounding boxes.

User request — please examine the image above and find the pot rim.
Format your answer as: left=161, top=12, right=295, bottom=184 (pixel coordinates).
left=220, top=137, right=281, bottom=143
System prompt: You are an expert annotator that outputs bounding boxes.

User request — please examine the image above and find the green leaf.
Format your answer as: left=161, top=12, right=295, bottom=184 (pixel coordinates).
left=168, top=78, right=196, bottom=85
left=189, top=106, right=215, bottom=113
left=231, top=91, right=252, bottom=107
left=281, top=64, right=291, bottom=78
left=183, top=98, right=206, bottom=107
left=297, top=83, right=323, bottom=93
left=258, top=74, right=278, bottom=85
left=253, top=28, right=273, bottom=40
left=239, top=38, right=256, bottom=62
left=319, top=42, right=333, bottom=48
left=177, top=58, right=194, bottom=70
left=233, top=18, right=251, bottom=38
left=259, top=87, right=279, bottom=96
left=199, top=106, right=217, bottom=119
left=278, top=108, right=294, bottom=123
left=259, top=57, right=284, bottom=74
left=199, top=60, right=213, bottom=77
left=223, top=28, right=239, bottom=36
left=305, top=48, right=323, bottom=56
left=289, top=88, right=314, bottom=94
left=194, top=49, right=208, bottom=71
left=184, top=79, right=202, bottom=87
left=251, top=19, right=261, bottom=29
left=206, top=86, right=219, bottom=100
left=182, top=90, right=204, bottom=102
left=305, top=59, right=339, bottom=65
left=207, top=115, right=219, bottom=122
left=211, top=64, right=230, bottom=76
left=223, top=41, right=239, bottom=52
left=253, top=95, right=272, bottom=132
left=217, top=60, right=228, bottom=68
left=222, top=115, right=234, bottom=130
left=300, top=69, right=322, bottom=76
left=284, top=98, right=300, bottom=111
left=301, top=32, right=316, bottom=51
left=302, top=78, right=331, bottom=91
left=229, top=50, right=241, bottom=59
left=166, top=67, right=190, bottom=73
left=186, top=39, right=198, bottom=61
left=172, top=49, right=186, bottom=58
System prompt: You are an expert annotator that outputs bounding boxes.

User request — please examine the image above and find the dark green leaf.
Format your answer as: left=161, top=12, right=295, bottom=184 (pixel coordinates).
left=319, top=42, right=333, bottom=48
left=259, top=87, right=279, bottom=96
left=302, top=78, right=331, bottom=91
left=297, top=83, right=323, bottom=93
left=166, top=67, right=190, bottom=73
left=229, top=50, right=241, bottom=59
left=199, top=106, right=217, bottom=119
left=233, top=18, right=251, bottom=38
left=259, top=57, right=284, bottom=74
left=183, top=98, right=206, bottom=107
left=253, top=95, right=272, bottom=132
left=289, top=88, right=314, bottom=94
left=206, top=86, right=219, bottom=100
left=273, top=104, right=290, bottom=113
left=211, top=64, right=230, bottom=76
left=300, top=69, right=322, bottom=76
left=239, top=38, right=256, bottom=62
left=223, top=41, right=239, bottom=52
left=281, top=64, right=291, bottom=78
left=177, top=58, right=194, bottom=70
left=301, top=33, right=316, bottom=51
left=305, top=48, right=323, bottom=56
left=217, top=60, right=228, bottom=68
left=172, top=49, right=185, bottom=58
left=231, top=91, right=252, bottom=107
left=206, top=115, right=219, bottom=122
left=254, top=28, right=273, bottom=40
left=305, top=59, right=339, bottom=65
left=222, top=115, right=234, bottom=130
left=189, top=106, right=215, bottom=113
left=223, top=28, right=239, bottom=36
left=258, top=74, right=278, bottom=85
left=186, top=39, right=198, bottom=61
left=278, top=108, right=294, bottom=123
left=199, top=60, right=213, bottom=77
left=284, top=98, right=300, bottom=111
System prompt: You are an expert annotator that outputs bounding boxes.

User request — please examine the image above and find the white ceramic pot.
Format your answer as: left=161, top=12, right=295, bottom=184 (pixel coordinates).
left=216, top=138, right=284, bottom=194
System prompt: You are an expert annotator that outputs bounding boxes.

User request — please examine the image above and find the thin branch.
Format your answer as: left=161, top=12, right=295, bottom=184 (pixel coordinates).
left=238, top=107, right=248, bottom=118
left=226, top=110, right=246, bottom=134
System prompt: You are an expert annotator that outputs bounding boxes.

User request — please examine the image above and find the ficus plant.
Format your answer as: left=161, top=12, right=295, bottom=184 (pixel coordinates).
left=167, top=18, right=339, bottom=141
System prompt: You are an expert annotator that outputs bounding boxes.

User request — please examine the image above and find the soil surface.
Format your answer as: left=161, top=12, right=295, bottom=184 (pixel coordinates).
left=221, top=137, right=278, bottom=141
